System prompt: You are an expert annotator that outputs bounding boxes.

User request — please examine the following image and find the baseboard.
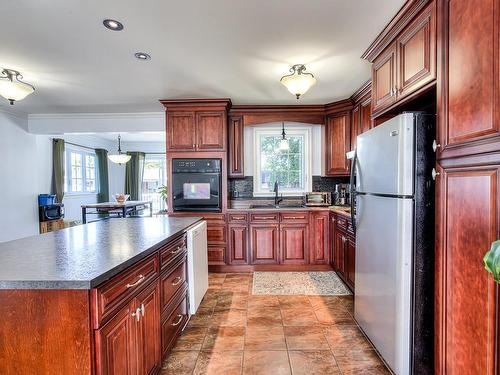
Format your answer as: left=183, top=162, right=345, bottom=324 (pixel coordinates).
left=208, top=264, right=334, bottom=273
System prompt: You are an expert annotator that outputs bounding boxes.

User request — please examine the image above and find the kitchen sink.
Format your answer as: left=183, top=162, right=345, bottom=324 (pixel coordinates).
left=249, top=204, right=305, bottom=209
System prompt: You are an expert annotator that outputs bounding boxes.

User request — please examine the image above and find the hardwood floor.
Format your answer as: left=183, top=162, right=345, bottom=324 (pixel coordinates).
left=160, top=273, right=391, bottom=375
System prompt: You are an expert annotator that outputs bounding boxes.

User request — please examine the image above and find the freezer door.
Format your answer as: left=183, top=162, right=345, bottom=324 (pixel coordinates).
left=356, top=113, right=415, bottom=196
left=354, top=194, right=413, bottom=375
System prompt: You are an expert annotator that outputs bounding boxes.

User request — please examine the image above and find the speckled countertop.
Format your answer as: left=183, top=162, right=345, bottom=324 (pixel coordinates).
left=0, top=216, right=201, bottom=290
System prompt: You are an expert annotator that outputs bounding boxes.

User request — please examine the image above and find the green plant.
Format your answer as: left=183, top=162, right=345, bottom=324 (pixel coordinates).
left=483, top=240, right=500, bottom=283
left=158, top=185, right=168, bottom=203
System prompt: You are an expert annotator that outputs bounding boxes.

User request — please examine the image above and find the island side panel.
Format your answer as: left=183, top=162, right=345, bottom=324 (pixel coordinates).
left=0, top=289, right=93, bottom=375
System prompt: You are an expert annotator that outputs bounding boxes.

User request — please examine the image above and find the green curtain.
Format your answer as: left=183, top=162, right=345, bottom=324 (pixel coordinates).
left=95, top=149, right=109, bottom=203
left=52, top=138, right=65, bottom=203
left=125, top=152, right=145, bottom=201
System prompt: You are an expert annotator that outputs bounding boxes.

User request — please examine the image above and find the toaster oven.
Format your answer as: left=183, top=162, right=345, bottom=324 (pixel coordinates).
left=304, top=192, right=332, bottom=207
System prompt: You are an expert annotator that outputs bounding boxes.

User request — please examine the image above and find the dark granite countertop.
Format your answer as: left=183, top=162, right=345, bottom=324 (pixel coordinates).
left=0, top=216, right=202, bottom=290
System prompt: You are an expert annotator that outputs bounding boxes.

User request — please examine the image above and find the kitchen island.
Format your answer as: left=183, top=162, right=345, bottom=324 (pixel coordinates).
left=0, top=216, right=202, bottom=375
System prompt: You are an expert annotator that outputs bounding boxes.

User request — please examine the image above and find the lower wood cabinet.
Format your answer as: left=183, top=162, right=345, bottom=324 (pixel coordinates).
left=228, top=224, right=248, bottom=264
left=250, top=224, right=280, bottom=264
left=96, top=280, right=160, bottom=375
left=310, top=211, right=330, bottom=264
left=331, top=212, right=355, bottom=291
left=280, top=224, right=309, bottom=264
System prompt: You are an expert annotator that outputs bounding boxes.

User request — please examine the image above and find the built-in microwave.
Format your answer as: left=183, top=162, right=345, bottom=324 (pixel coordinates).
left=39, top=204, right=65, bottom=222
left=304, top=192, right=332, bottom=207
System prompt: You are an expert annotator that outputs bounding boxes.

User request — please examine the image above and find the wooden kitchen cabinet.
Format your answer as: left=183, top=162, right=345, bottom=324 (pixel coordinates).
left=345, top=236, right=356, bottom=289
left=166, top=112, right=196, bottom=151
left=360, top=97, right=372, bottom=133
left=370, top=1, right=436, bottom=116
left=228, top=116, right=244, bottom=177
left=325, top=112, right=351, bottom=176
left=331, top=212, right=355, bottom=291
left=333, top=229, right=346, bottom=275
left=196, top=112, right=227, bottom=151
left=228, top=224, right=248, bottom=265
left=280, top=224, right=309, bottom=265
left=310, top=211, right=330, bottom=264
left=350, top=105, right=360, bottom=151
left=250, top=224, right=280, bottom=264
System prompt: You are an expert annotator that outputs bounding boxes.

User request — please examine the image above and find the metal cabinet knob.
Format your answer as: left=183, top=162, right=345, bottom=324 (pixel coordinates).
left=432, top=168, right=440, bottom=180
left=432, top=140, right=441, bottom=152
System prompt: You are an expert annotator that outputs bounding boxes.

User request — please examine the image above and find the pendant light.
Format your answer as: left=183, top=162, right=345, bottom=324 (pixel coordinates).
left=279, top=122, right=289, bottom=151
left=108, top=135, right=131, bottom=164
left=0, top=69, right=35, bottom=105
left=280, top=64, right=316, bottom=99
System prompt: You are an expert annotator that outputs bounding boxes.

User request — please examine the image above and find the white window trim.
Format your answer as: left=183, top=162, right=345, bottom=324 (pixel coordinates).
left=64, top=144, right=98, bottom=196
left=253, top=126, right=312, bottom=197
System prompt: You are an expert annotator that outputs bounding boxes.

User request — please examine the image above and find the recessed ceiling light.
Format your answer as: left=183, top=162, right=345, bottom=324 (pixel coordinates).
left=103, top=19, right=124, bottom=31
left=134, top=52, right=151, bottom=61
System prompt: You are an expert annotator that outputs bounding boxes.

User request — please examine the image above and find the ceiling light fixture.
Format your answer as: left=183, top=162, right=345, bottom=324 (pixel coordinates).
left=134, top=52, right=151, bottom=61
left=278, top=122, right=289, bottom=151
left=108, top=135, right=131, bottom=164
left=280, top=64, right=317, bottom=100
left=103, top=19, right=124, bottom=31
left=0, top=69, right=35, bottom=105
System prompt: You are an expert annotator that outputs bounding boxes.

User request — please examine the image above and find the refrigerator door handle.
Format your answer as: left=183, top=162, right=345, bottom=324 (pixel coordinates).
left=349, top=150, right=357, bottom=234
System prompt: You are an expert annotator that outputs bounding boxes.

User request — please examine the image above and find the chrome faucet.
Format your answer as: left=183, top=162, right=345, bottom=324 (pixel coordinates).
left=273, top=181, right=283, bottom=206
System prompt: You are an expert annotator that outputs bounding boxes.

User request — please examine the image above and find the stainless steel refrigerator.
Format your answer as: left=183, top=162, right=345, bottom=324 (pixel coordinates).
left=350, top=113, right=435, bottom=375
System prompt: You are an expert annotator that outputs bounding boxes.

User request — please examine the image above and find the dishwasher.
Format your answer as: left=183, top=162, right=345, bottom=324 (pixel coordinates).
left=186, top=220, right=208, bottom=314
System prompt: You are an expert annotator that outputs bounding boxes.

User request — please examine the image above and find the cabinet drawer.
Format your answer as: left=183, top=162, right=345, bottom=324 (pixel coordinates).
left=250, top=212, right=279, bottom=223
left=160, top=234, right=187, bottom=270
left=280, top=211, right=310, bottom=224
left=161, top=292, right=189, bottom=358
left=335, top=216, right=348, bottom=230
left=161, top=257, right=187, bottom=313
left=228, top=212, right=248, bottom=223
left=93, top=253, right=159, bottom=328
left=203, top=214, right=226, bottom=225
left=208, top=246, right=226, bottom=265
left=207, top=225, right=226, bottom=244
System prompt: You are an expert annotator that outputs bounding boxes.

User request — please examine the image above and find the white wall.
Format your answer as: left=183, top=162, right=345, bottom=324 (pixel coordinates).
left=0, top=110, right=42, bottom=242
left=243, top=122, right=324, bottom=176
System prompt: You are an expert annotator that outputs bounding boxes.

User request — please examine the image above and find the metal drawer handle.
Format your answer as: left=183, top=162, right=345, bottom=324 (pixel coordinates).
left=171, top=246, right=183, bottom=255
left=131, top=307, right=141, bottom=322
left=140, top=303, right=145, bottom=317
left=256, top=216, right=276, bottom=220
left=172, top=276, right=183, bottom=286
left=171, top=314, right=183, bottom=326
left=232, top=216, right=245, bottom=220
left=286, top=216, right=305, bottom=220
left=126, top=274, right=145, bottom=288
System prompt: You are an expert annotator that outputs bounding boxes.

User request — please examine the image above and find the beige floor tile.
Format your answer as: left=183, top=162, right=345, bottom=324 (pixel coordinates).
left=284, top=326, right=330, bottom=350
left=243, top=350, right=291, bottom=375
left=288, top=350, right=341, bottom=375
left=202, top=326, right=246, bottom=351
left=245, top=325, right=287, bottom=350
left=161, top=350, right=199, bottom=375
left=281, top=307, right=318, bottom=326
left=324, top=325, right=373, bottom=352
left=173, top=326, right=208, bottom=351
left=193, top=351, right=243, bottom=375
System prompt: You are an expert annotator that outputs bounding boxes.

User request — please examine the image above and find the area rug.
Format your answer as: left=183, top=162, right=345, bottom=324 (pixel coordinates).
left=252, top=271, right=352, bottom=296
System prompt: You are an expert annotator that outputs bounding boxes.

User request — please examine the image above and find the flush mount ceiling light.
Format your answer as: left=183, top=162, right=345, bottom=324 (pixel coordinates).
left=278, top=122, right=289, bottom=151
left=134, top=52, right=151, bottom=61
left=280, top=64, right=317, bottom=100
left=103, top=19, right=124, bottom=31
left=108, top=135, right=131, bottom=164
left=0, top=69, right=35, bottom=105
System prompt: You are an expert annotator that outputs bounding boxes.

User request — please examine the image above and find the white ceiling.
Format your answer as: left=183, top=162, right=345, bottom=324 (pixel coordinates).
left=0, top=0, right=404, bottom=114
left=92, top=132, right=165, bottom=143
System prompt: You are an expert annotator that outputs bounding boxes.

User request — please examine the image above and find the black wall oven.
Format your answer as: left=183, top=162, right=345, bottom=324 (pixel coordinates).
left=172, top=158, right=222, bottom=212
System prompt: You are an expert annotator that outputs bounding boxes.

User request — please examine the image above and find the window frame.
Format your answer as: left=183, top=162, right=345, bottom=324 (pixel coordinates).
left=252, top=126, right=312, bottom=197
left=64, top=145, right=98, bottom=195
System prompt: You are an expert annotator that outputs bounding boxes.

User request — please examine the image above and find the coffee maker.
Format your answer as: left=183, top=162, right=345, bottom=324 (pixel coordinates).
left=333, top=183, right=351, bottom=206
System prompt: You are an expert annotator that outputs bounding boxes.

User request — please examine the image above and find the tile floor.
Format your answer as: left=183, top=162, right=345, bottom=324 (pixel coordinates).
left=160, top=273, right=391, bottom=375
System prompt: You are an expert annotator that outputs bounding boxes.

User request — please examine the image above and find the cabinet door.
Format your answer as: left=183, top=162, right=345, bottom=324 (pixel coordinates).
left=196, top=112, right=226, bottom=151
left=333, top=229, right=346, bottom=276
left=350, top=105, right=360, bottom=151
left=397, top=1, right=436, bottom=99
left=228, top=224, right=248, bottom=264
left=311, top=212, right=329, bottom=264
left=360, top=98, right=372, bottom=134
left=372, top=42, right=397, bottom=114
left=250, top=224, right=279, bottom=264
left=329, top=214, right=337, bottom=268
left=345, top=236, right=356, bottom=290
left=228, top=116, right=244, bottom=177
left=325, top=112, right=350, bottom=176
left=439, top=0, right=500, bottom=153
left=135, top=281, right=161, bottom=375
left=436, top=165, right=499, bottom=374
left=280, top=224, right=308, bottom=265
left=167, top=112, right=196, bottom=151
left=95, top=302, right=137, bottom=375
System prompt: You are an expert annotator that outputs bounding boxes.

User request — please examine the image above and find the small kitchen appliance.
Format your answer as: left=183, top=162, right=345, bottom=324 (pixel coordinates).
left=304, top=192, right=331, bottom=206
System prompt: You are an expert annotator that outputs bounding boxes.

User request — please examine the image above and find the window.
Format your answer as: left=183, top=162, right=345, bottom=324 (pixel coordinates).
left=141, top=154, right=167, bottom=212
left=64, top=146, right=97, bottom=194
left=253, top=127, right=312, bottom=196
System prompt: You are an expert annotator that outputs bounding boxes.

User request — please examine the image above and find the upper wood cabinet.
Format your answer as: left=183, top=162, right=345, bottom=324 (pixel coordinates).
left=372, top=42, right=398, bottom=114
left=350, top=106, right=360, bottom=151
left=360, top=98, right=372, bottom=134
left=349, top=83, right=372, bottom=149
left=325, top=111, right=351, bottom=176
left=438, top=0, right=500, bottom=158
left=161, top=99, right=231, bottom=152
left=228, top=116, right=244, bottom=177
left=368, top=1, right=436, bottom=116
